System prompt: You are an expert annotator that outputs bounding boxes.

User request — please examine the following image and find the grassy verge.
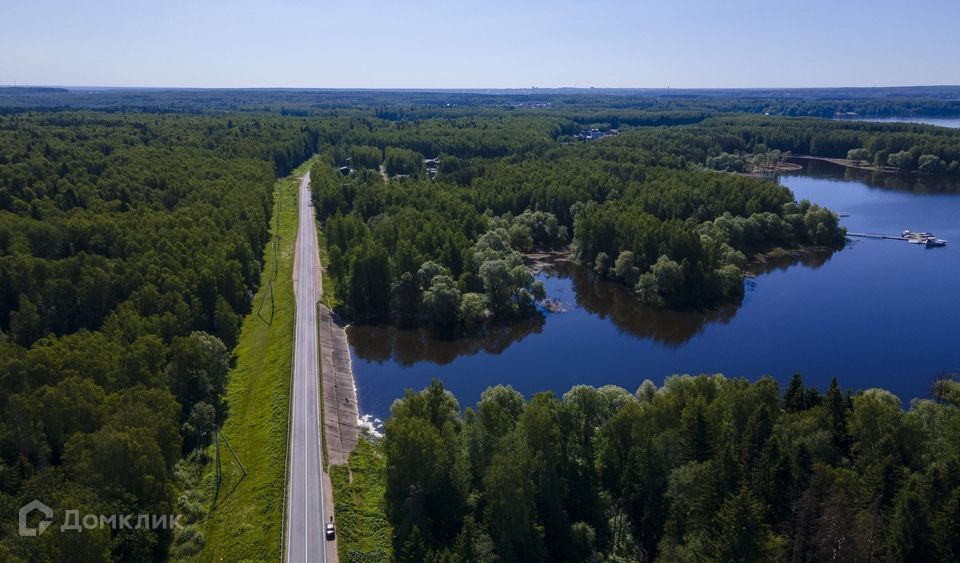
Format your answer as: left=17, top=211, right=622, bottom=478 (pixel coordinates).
left=316, top=226, right=341, bottom=312
left=330, top=438, right=393, bottom=563
left=192, top=158, right=316, bottom=562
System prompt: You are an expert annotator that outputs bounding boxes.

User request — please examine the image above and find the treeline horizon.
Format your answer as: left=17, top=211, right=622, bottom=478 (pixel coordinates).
left=5, top=86, right=960, bottom=120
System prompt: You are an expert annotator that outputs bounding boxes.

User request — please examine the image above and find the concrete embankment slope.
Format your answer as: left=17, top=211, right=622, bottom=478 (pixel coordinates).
left=319, top=305, right=360, bottom=465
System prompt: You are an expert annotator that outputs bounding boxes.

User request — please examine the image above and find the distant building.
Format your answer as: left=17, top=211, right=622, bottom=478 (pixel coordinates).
left=423, top=157, right=440, bottom=179
left=575, top=127, right=619, bottom=142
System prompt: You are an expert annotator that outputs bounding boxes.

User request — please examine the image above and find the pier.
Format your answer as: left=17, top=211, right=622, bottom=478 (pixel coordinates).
left=847, top=232, right=908, bottom=240
left=847, top=231, right=947, bottom=247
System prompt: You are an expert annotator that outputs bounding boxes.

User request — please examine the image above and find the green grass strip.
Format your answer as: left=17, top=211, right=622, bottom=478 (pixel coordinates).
left=330, top=439, right=393, bottom=563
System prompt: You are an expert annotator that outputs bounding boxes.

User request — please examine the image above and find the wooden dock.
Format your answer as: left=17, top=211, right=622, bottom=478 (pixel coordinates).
left=847, top=232, right=947, bottom=248
left=847, top=232, right=908, bottom=241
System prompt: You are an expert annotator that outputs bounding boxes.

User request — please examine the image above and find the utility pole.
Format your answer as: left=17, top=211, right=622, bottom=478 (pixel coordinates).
left=213, top=425, right=247, bottom=498
left=214, top=427, right=222, bottom=493
left=218, top=426, right=248, bottom=476
left=257, top=190, right=283, bottom=326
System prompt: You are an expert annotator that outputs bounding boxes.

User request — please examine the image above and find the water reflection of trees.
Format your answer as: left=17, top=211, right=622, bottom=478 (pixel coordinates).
left=349, top=315, right=545, bottom=366
left=748, top=247, right=835, bottom=276
left=349, top=249, right=836, bottom=363
left=790, top=160, right=960, bottom=193
left=552, top=261, right=736, bottom=346
left=554, top=251, right=834, bottom=346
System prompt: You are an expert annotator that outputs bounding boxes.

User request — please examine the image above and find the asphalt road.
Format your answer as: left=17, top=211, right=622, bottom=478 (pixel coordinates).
left=285, top=172, right=327, bottom=563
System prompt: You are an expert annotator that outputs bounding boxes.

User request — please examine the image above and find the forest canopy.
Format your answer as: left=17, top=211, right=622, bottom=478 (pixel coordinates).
left=0, top=111, right=319, bottom=560
left=311, top=112, right=846, bottom=323
left=383, top=375, right=960, bottom=562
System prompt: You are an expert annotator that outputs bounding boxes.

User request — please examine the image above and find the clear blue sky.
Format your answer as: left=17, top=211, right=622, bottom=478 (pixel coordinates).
left=3, top=0, right=958, bottom=88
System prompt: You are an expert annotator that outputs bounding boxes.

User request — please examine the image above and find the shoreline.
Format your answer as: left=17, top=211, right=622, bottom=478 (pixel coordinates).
left=526, top=248, right=574, bottom=274
left=747, top=244, right=839, bottom=275
left=745, top=161, right=804, bottom=177
left=319, top=302, right=361, bottom=465
left=791, top=154, right=901, bottom=174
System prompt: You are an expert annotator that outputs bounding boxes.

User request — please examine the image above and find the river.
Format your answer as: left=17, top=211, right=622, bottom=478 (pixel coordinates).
left=349, top=160, right=960, bottom=419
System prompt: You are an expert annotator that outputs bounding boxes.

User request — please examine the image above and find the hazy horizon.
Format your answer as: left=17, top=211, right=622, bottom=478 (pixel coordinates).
left=5, top=85, right=960, bottom=91
left=4, top=0, right=959, bottom=89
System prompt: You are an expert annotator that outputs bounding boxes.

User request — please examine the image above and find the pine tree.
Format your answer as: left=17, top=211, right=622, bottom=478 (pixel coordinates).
left=709, top=487, right=773, bottom=562
left=783, top=373, right=806, bottom=412
left=887, top=481, right=935, bottom=562
left=681, top=399, right=711, bottom=463
left=824, top=378, right=847, bottom=449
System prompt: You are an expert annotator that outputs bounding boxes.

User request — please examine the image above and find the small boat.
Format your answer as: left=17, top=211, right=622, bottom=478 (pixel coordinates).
left=925, top=238, right=947, bottom=248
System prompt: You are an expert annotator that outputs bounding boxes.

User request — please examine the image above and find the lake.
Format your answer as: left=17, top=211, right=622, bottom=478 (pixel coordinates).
left=835, top=116, right=960, bottom=129
left=349, top=161, right=960, bottom=419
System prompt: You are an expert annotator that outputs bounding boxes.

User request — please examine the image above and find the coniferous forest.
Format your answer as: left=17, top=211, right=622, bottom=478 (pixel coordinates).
left=1, top=88, right=960, bottom=561
left=383, top=375, right=960, bottom=562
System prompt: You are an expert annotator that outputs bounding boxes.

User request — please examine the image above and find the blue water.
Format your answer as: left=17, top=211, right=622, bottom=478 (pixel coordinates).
left=350, top=163, right=960, bottom=418
left=835, top=116, right=960, bottom=129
